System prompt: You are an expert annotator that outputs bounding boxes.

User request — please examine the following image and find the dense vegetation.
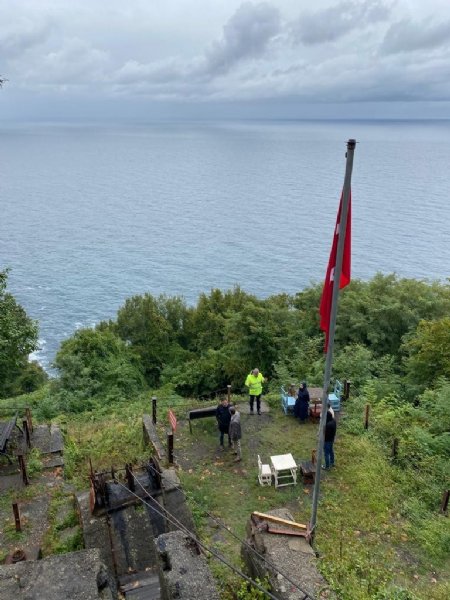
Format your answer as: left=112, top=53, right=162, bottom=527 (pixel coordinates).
left=0, top=269, right=47, bottom=397
left=1, top=272, right=449, bottom=598
left=43, top=273, right=450, bottom=405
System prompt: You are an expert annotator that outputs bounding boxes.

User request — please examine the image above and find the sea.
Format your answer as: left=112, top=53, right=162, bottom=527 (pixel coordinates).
left=1, top=119, right=449, bottom=371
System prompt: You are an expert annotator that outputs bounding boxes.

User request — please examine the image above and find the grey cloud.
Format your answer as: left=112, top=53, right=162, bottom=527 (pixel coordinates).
left=258, top=50, right=450, bottom=104
left=0, top=16, right=53, bottom=59
left=22, top=38, right=110, bottom=87
left=203, top=2, right=281, bottom=76
left=111, top=2, right=282, bottom=92
left=292, top=0, right=391, bottom=45
left=113, top=59, right=186, bottom=86
left=381, top=18, right=450, bottom=54
left=3, top=0, right=450, bottom=114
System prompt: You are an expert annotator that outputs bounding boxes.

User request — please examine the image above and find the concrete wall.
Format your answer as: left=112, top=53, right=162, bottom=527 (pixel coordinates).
left=155, top=531, right=220, bottom=600
left=242, top=508, right=334, bottom=600
left=0, top=549, right=112, bottom=600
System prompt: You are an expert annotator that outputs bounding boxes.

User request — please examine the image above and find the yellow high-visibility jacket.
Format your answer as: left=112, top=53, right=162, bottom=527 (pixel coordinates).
left=245, top=372, right=264, bottom=396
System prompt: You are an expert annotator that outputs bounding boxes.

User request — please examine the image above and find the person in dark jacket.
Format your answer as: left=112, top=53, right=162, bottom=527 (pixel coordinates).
left=294, top=381, right=310, bottom=422
left=216, top=397, right=232, bottom=450
left=229, top=406, right=242, bottom=462
left=323, top=410, right=337, bottom=469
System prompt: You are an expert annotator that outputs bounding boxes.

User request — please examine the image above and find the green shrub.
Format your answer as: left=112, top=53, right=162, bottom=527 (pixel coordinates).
left=236, top=577, right=271, bottom=599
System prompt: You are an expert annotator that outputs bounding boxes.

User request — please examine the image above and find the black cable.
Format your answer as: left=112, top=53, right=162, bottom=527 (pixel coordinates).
left=113, top=477, right=281, bottom=600
left=145, top=462, right=315, bottom=599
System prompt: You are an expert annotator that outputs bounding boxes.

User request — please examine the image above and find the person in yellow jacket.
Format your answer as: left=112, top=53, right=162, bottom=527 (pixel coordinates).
left=245, top=368, right=266, bottom=415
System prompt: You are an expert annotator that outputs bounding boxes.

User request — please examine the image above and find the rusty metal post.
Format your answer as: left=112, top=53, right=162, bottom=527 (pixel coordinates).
left=18, top=455, right=29, bottom=486
left=12, top=502, right=21, bottom=532
left=25, top=407, right=33, bottom=433
left=167, top=432, right=174, bottom=465
left=125, top=463, right=135, bottom=491
left=152, top=396, right=157, bottom=425
left=311, top=449, right=316, bottom=465
left=392, top=438, right=399, bottom=460
left=440, top=490, right=449, bottom=515
left=227, top=385, right=231, bottom=403
left=364, top=404, right=370, bottom=430
left=22, top=420, right=31, bottom=448
left=344, top=380, right=351, bottom=400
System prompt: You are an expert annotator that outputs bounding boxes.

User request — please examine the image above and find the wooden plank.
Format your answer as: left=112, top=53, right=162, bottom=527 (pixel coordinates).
left=252, top=511, right=307, bottom=530
left=267, top=526, right=307, bottom=537
left=188, top=407, right=217, bottom=420
left=300, top=461, right=316, bottom=475
left=0, top=413, right=18, bottom=452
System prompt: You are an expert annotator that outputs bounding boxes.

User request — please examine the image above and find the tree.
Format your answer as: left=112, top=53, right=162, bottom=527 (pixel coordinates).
left=184, top=287, right=254, bottom=353
left=335, top=274, right=450, bottom=359
left=54, top=328, right=145, bottom=409
left=0, top=270, right=40, bottom=397
left=403, top=317, right=450, bottom=390
left=223, top=300, right=283, bottom=384
left=115, top=294, right=171, bottom=386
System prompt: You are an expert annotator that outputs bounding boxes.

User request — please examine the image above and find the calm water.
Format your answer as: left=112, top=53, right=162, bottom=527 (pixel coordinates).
left=1, top=120, right=449, bottom=370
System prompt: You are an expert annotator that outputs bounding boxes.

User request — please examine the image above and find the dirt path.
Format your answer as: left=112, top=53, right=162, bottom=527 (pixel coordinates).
left=175, top=401, right=273, bottom=473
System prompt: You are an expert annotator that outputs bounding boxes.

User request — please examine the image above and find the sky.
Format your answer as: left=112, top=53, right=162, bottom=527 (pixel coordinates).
left=1, top=0, right=450, bottom=120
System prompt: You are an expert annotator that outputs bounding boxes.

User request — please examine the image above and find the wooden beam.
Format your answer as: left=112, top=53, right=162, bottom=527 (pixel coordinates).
left=252, top=511, right=307, bottom=530
left=267, top=527, right=307, bottom=537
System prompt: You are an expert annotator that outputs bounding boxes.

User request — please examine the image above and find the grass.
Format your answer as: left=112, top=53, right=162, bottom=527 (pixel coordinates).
left=170, top=400, right=318, bottom=598
left=167, top=397, right=450, bottom=600
left=26, top=448, right=44, bottom=478
left=2, top=389, right=448, bottom=598
left=42, top=488, right=83, bottom=556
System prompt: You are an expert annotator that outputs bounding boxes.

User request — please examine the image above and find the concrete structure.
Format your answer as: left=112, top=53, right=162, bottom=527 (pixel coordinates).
left=242, top=508, right=334, bottom=599
left=155, top=531, right=220, bottom=600
left=0, top=549, right=112, bottom=600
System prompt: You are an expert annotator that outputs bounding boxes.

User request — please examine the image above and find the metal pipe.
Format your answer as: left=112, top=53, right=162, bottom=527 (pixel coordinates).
left=310, top=139, right=356, bottom=540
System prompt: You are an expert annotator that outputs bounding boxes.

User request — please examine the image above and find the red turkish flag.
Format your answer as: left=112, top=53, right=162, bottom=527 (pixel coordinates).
left=319, top=191, right=351, bottom=352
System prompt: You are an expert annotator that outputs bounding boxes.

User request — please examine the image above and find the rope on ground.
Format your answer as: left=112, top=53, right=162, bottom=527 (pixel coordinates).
left=113, top=476, right=282, bottom=600
left=145, top=463, right=315, bottom=600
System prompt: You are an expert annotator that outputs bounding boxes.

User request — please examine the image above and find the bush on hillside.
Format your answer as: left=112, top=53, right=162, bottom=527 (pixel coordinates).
left=53, top=328, right=145, bottom=410
left=0, top=269, right=42, bottom=397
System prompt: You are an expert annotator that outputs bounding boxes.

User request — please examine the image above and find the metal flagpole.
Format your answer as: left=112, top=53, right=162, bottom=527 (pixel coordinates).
left=309, top=138, right=356, bottom=541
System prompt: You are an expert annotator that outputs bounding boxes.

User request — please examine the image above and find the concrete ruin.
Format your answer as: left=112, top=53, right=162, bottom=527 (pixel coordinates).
left=242, top=508, right=334, bottom=599
left=0, top=413, right=221, bottom=600
left=155, top=531, right=221, bottom=600
left=75, top=416, right=220, bottom=599
left=0, top=549, right=113, bottom=600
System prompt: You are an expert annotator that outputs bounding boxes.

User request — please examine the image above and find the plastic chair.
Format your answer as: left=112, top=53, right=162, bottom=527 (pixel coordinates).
left=328, top=380, right=342, bottom=413
left=258, top=454, right=272, bottom=486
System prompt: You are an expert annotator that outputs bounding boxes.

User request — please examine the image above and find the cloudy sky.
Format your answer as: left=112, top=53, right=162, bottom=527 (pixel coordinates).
left=1, top=0, right=450, bottom=120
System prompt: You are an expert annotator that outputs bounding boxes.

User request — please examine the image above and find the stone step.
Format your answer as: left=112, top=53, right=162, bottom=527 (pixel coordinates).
left=30, top=425, right=64, bottom=455
left=119, top=570, right=161, bottom=599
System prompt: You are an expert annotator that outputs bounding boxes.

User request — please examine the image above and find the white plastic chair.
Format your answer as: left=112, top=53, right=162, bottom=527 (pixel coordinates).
left=258, top=454, right=272, bottom=486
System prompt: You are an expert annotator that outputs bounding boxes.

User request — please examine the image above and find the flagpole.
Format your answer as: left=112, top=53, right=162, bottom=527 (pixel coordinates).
left=309, top=139, right=356, bottom=542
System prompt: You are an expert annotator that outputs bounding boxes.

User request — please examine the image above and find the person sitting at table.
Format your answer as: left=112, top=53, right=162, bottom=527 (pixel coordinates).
left=294, top=381, right=310, bottom=423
